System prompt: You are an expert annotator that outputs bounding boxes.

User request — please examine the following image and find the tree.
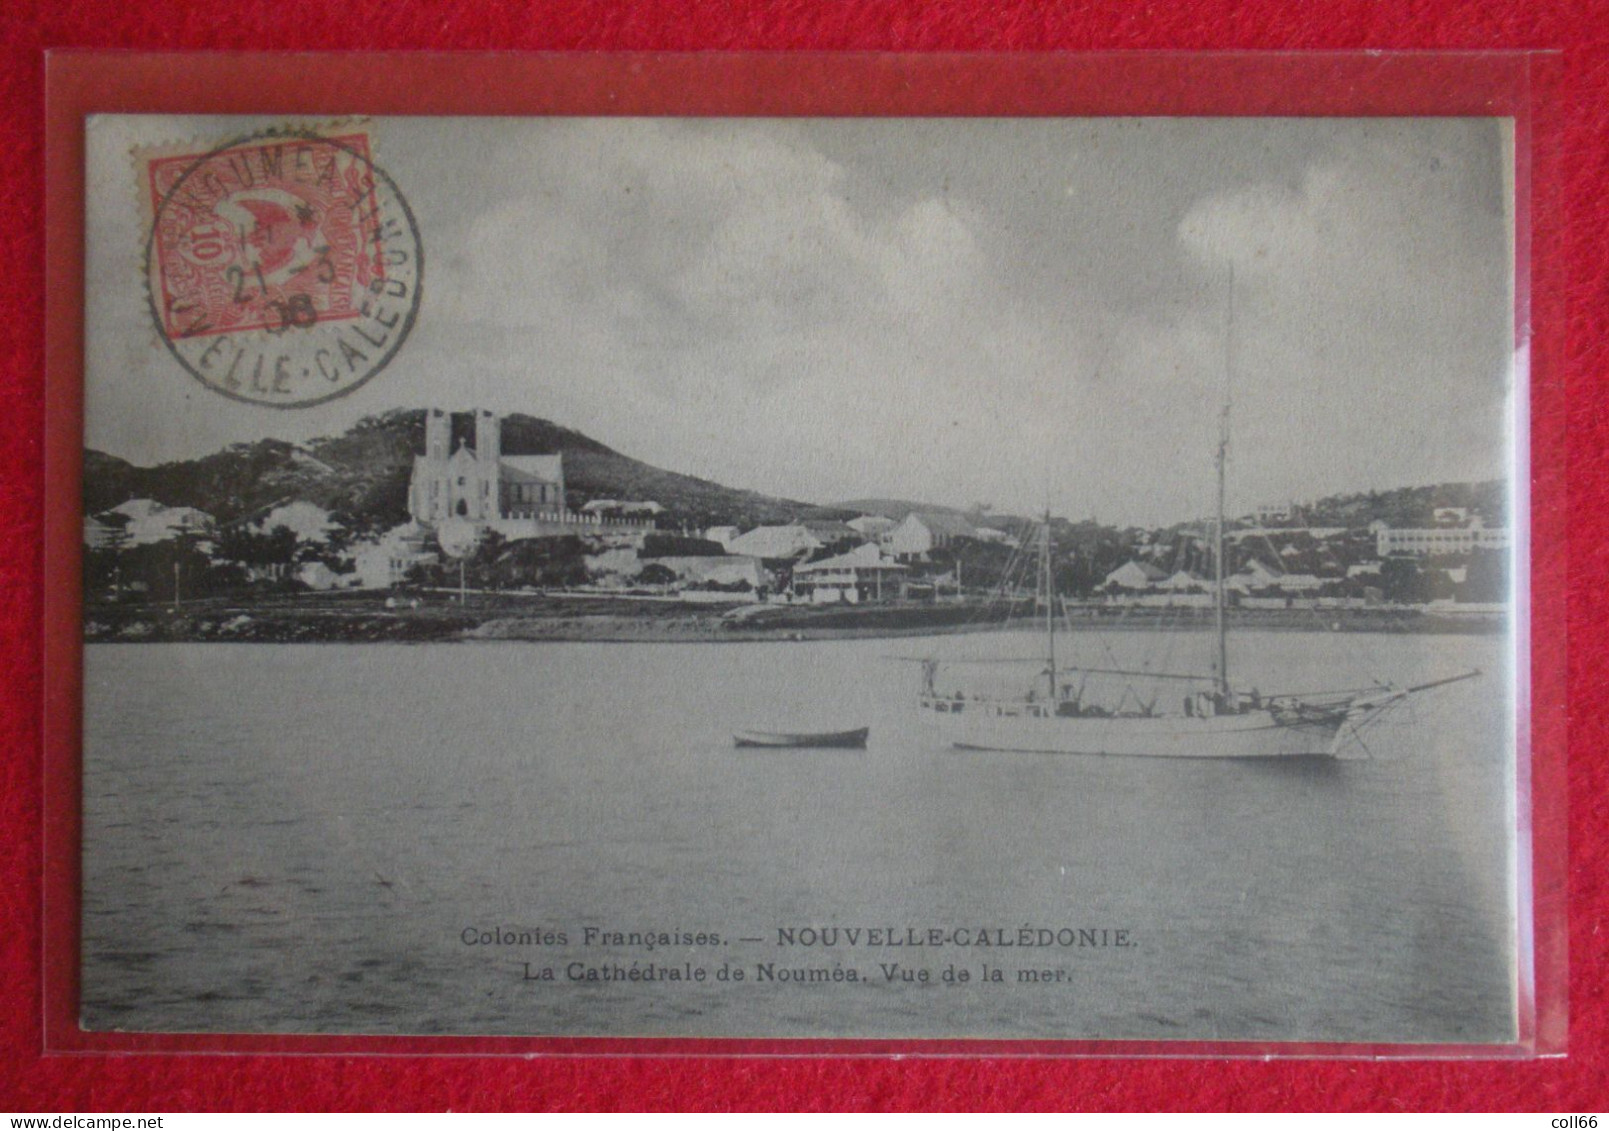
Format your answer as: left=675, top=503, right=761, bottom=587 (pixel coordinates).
left=98, top=512, right=133, bottom=554
left=82, top=513, right=136, bottom=599
left=641, top=533, right=724, bottom=558
left=928, top=540, right=1015, bottom=595
left=1378, top=557, right=1431, bottom=605
left=463, top=530, right=508, bottom=589
left=119, top=534, right=221, bottom=602
left=635, top=562, right=679, bottom=588
left=472, top=534, right=592, bottom=589
left=217, top=524, right=299, bottom=571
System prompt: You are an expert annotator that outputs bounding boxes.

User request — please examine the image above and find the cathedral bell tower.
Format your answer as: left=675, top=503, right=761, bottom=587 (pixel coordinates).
left=411, top=408, right=454, bottom=523
left=476, top=409, right=502, bottom=521
left=426, top=407, right=450, bottom=461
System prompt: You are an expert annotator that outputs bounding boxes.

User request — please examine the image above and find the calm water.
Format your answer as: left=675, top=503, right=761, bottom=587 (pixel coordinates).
left=81, top=629, right=1517, bottom=1042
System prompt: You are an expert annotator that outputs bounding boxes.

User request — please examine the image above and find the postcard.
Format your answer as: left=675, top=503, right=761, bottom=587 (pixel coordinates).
left=57, top=77, right=1535, bottom=1050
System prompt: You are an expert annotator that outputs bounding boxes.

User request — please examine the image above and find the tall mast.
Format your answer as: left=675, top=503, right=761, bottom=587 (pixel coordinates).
left=1214, top=407, right=1229, bottom=696
left=1215, top=267, right=1233, bottom=697
left=1044, top=511, right=1057, bottom=703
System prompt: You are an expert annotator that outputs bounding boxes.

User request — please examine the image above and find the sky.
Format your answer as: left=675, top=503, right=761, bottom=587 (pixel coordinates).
left=85, top=114, right=1514, bottom=526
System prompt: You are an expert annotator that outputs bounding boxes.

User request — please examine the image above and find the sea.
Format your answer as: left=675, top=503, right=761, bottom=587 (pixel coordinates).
left=80, top=628, right=1519, bottom=1043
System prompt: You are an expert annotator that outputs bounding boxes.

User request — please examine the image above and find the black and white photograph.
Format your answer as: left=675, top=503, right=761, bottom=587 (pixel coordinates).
left=77, top=112, right=1521, bottom=1044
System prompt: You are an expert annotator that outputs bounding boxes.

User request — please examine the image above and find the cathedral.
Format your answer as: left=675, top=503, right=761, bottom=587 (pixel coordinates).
left=407, top=409, right=567, bottom=527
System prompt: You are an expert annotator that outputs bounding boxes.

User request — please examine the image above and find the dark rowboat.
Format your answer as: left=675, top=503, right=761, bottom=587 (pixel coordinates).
left=733, top=727, right=870, bottom=749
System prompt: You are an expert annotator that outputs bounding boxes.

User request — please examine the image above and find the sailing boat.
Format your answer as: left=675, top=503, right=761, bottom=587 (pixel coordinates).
left=916, top=509, right=1478, bottom=757
left=916, top=285, right=1480, bottom=759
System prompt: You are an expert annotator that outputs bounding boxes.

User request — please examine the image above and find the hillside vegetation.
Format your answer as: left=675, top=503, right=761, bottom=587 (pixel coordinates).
left=84, top=408, right=1506, bottom=542
left=85, top=408, right=821, bottom=531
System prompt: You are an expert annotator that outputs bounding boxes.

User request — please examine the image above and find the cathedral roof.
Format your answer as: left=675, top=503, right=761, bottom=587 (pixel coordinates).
left=413, top=452, right=562, bottom=479
left=498, top=455, right=564, bottom=483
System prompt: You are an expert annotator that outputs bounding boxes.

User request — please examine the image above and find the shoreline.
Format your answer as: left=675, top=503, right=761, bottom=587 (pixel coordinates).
left=81, top=592, right=1508, bottom=644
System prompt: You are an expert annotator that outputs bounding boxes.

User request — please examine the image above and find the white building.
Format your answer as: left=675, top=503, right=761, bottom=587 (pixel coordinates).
left=799, top=519, right=860, bottom=546
left=1224, top=559, right=1282, bottom=593
left=885, top=512, right=980, bottom=561
left=847, top=514, right=898, bottom=539
left=1377, top=524, right=1509, bottom=556
left=296, top=561, right=348, bottom=591
left=1102, top=560, right=1168, bottom=590
left=352, top=523, right=438, bottom=589
left=726, top=524, right=824, bottom=560
left=255, top=500, right=335, bottom=543
left=104, top=499, right=216, bottom=546
left=791, top=544, right=907, bottom=604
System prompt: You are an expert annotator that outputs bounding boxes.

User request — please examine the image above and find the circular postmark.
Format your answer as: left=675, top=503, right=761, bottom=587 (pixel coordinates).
left=143, top=128, right=423, bottom=408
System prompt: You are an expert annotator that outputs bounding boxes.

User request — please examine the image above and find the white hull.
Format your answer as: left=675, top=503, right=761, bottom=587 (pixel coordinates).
left=922, top=700, right=1350, bottom=759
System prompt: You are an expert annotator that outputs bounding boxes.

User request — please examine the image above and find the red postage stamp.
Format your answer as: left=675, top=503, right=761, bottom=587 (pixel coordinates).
left=140, top=128, right=421, bottom=407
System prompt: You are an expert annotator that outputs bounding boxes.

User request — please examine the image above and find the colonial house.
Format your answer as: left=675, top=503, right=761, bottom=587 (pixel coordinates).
left=1224, top=558, right=1282, bottom=593
left=104, top=499, right=216, bottom=546
left=798, top=519, right=861, bottom=548
left=1107, top=566, right=1213, bottom=607
left=295, top=561, right=347, bottom=591
left=791, top=543, right=907, bottom=604
left=725, top=524, right=825, bottom=561
left=1102, top=560, right=1168, bottom=592
left=885, top=512, right=980, bottom=561
left=254, top=500, right=335, bottom=543
left=1159, top=569, right=1207, bottom=592
left=1376, top=521, right=1509, bottom=557
left=352, top=523, right=438, bottom=589
left=847, top=514, right=898, bottom=539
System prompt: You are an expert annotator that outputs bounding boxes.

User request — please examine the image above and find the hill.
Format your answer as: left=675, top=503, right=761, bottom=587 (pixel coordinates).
left=1295, top=480, right=1507, bottom=529
left=82, top=409, right=1509, bottom=542
left=831, top=499, right=1032, bottom=530
left=831, top=498, right=970, bottom=521
left=83, top=408, right=824, bottom=532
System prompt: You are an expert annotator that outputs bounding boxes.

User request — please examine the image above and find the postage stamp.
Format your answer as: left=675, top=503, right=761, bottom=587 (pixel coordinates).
left=140, top=128, right=422, bottom=408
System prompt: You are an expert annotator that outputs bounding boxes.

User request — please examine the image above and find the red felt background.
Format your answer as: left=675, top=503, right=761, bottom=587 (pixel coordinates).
left=1, top=1, right=1604, bottom=1114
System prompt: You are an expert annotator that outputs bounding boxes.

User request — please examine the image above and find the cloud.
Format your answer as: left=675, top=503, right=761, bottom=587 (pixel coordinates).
left=404, top=119, right=1104, bottom=511
left=84, top=116, right=1512, bottom=525
left=1155, top=127, right=1512, bottom=514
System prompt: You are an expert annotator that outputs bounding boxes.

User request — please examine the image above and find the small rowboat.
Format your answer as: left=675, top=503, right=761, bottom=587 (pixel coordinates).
left=733, top=727, right=870, bottom=749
